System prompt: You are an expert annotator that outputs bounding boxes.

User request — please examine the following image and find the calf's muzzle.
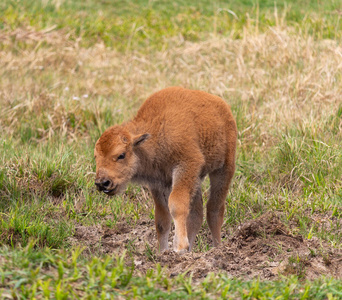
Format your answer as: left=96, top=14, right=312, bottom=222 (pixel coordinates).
left=95, top=178, right=113, bottom=192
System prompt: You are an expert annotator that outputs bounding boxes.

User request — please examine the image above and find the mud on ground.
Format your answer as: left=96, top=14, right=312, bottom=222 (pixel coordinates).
left=69, top=212, right=342, bottom=280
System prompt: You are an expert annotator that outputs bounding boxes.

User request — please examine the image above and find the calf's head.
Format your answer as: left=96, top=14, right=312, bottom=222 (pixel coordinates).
left=94, top=126, right=149, bottom=196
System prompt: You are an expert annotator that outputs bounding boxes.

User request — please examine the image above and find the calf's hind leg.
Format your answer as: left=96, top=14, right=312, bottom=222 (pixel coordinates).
left=186, top=187, right=203, bottom=251
left=207, top=166, right=235, bottom=246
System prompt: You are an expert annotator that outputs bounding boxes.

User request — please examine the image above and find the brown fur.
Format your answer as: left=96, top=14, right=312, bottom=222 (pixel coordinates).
left=94, top=87, right=237, bottom=252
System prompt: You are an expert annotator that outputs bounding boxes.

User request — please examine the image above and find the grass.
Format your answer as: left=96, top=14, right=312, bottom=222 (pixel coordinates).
left=1, top=242, right=342, bottom=299
left=1, top=0, right=342, bottom=50
left=1, top=0, right=342, bottom=298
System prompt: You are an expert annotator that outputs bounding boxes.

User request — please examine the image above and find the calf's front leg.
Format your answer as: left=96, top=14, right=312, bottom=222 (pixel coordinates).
left=151, top=188, right=172, bottom=252
left=168, top=164, right=203, bottom=252
left=168, top=188, right=190, bottom=252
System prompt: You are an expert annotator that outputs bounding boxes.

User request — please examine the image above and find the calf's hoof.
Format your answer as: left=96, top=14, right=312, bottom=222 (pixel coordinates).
left=174, top=248, right=189, bottom=255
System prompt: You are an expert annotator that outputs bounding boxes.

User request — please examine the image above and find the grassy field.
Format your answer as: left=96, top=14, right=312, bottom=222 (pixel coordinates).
left=1, top=0, right=342, bottom=298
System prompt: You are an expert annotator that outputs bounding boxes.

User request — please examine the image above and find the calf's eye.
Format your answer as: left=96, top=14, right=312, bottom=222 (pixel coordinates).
left=118, top=153, right=126, bottom=160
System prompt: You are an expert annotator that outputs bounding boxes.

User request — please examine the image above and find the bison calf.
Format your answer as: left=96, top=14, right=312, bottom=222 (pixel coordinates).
left=94, top=87, right=237, bottom=253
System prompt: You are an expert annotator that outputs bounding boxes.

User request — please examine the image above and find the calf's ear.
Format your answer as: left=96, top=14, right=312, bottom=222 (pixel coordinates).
left=133, top=133, right=150, bottom=147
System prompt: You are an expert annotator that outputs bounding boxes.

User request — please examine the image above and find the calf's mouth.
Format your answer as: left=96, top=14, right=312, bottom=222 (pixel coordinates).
left=103, top=185, right=118, bottom=196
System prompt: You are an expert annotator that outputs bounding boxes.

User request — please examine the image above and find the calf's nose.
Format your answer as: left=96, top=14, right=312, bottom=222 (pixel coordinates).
left=95, top=178, right=112, bottom=191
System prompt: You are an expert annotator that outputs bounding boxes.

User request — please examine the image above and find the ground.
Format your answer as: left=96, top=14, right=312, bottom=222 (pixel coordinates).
left=70, top=211, right=342, bottom=281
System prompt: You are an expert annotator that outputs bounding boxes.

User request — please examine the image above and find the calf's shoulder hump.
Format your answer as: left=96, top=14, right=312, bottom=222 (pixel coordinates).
left=135, top=87, right=233, bottom=123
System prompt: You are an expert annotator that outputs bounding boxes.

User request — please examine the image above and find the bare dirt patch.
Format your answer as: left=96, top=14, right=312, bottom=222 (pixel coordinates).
left=69, top=212, right=342, bottom=280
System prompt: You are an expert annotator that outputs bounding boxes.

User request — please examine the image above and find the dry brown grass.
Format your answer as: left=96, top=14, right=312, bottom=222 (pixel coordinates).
left=1, top=26, right=341, bottom=145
